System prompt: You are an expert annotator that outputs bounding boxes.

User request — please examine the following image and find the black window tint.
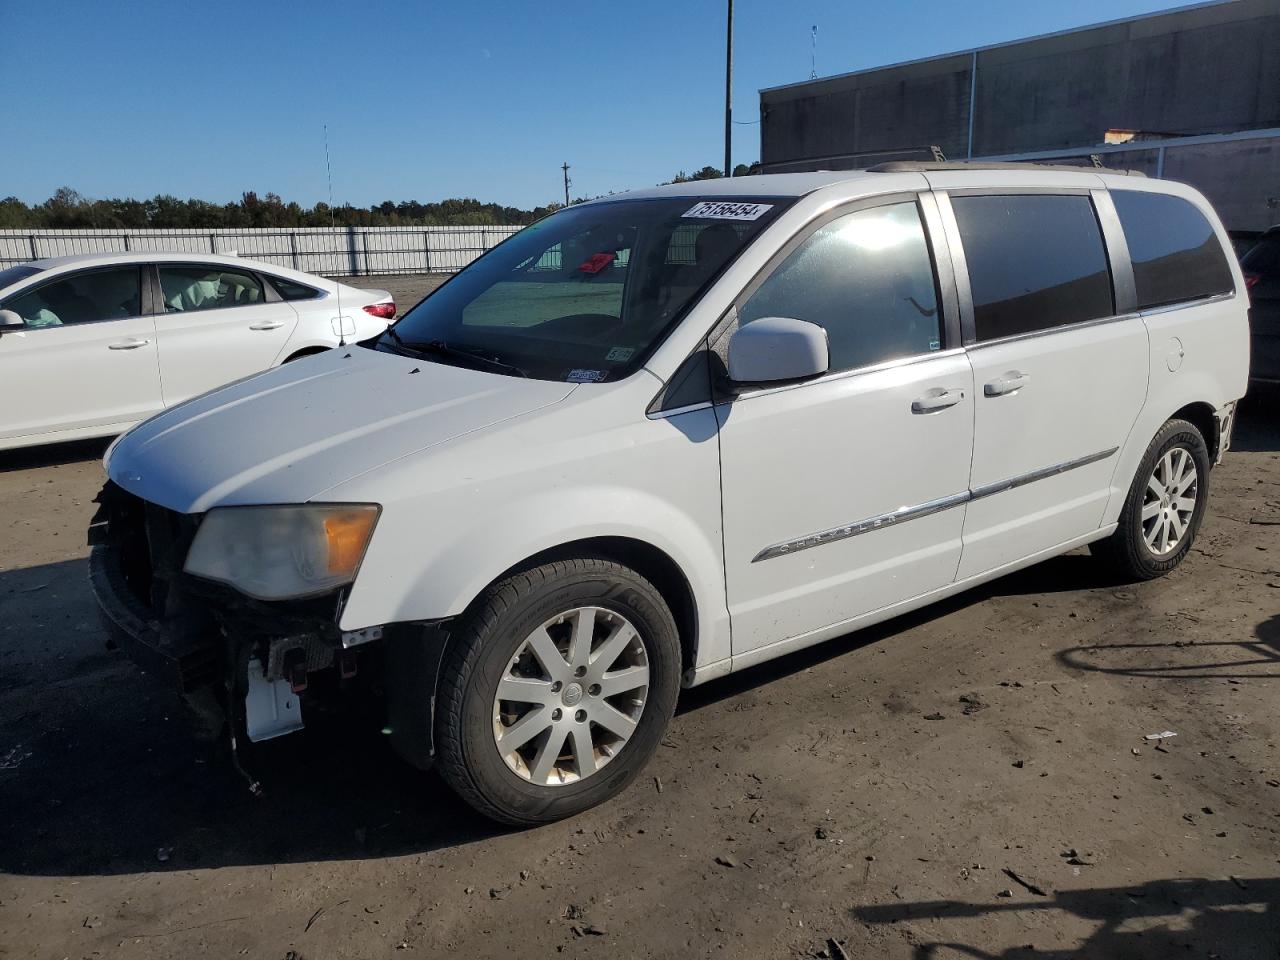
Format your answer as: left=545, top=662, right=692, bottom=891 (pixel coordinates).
left=3, top=267, right=140, bottom=328
left=159, top=265, right=264, bottom=313
left=270, top=276, right=322, bottom=300
left=1113, top=191, right=1234, bottom=309
left=738, top=201, right=942, bottom=374
left=953, top=194, right=1113, bottom=341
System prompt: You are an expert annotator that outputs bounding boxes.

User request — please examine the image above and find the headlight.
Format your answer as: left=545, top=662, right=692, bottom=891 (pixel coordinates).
left=184, top=504, right=380, bottom=601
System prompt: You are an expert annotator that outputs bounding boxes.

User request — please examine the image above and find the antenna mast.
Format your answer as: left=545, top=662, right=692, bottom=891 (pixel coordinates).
left=325, top=124, right=346, bottom=348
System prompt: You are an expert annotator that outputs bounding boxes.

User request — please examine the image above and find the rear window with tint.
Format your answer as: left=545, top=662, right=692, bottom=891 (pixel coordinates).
left=952, top=194, right=1114, bottom=342
left=270, top=276, right=322, bottom=300
left=1112, top=191, right=1235, bottom=309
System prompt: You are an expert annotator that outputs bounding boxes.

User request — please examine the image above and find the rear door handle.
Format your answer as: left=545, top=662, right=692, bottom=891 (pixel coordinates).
left=249, top=320, right=285, bottom=331
left=107, top=338, right=150, bottom=350
left=911, top=389, right=965, bottom=414
left=984, top=372, right=1029, bottom=397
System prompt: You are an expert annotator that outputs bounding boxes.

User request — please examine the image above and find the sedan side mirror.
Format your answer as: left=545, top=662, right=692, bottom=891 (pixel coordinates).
left=0, top=309, right=23, bottom=335
left=727, top=316, right=829, bottom=385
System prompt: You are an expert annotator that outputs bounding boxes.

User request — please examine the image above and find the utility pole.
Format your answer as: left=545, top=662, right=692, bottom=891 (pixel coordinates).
left=562, top=162, right=571, bottom=206
left=724, top=0, right=733, bottom=177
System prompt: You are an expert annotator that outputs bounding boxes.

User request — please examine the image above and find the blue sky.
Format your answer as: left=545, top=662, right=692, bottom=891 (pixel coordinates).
left=4, top=0, right=1181, bottom=209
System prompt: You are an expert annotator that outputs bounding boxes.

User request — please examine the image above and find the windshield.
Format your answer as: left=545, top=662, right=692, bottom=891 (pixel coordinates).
left=380, top=196, right=790, bottom=381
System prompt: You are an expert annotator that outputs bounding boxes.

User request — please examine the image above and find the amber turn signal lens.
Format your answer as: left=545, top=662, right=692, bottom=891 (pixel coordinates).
left=323, top=506, right=379, bottom=576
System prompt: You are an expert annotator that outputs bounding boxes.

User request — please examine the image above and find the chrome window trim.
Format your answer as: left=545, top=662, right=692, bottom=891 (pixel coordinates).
left=1138, top=291, right=1236, bottom=316
left=721, top=346, right=967, bottom=405
left=963, top=312, right=1140, bottom=351
left=647, top=399, right=714, bottom=421
left=752, top=446, right=1119, bottom=563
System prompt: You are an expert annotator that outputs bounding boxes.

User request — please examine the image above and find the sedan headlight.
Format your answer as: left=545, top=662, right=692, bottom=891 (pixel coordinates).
left=184, top=504, right=380, bottom=601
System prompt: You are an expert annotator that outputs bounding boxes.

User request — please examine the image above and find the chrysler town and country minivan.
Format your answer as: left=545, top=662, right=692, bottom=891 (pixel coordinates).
left=90, top=163, right=1249, bottom=823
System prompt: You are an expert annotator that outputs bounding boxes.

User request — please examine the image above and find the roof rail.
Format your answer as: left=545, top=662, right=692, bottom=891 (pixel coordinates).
left=867, top=160, right=1147, bottom=177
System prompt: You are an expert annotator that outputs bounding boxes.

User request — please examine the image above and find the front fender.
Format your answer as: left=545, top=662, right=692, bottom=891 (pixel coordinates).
left=340, top=483, right=731, bottom=672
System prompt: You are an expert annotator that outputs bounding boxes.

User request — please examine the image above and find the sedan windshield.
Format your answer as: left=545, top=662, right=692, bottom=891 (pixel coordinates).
left=380, top=196, right=790, bottom=381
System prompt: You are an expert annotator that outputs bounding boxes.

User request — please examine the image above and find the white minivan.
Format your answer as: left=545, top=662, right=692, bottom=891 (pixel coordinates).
left=90, top=164, right=1249, bottom=823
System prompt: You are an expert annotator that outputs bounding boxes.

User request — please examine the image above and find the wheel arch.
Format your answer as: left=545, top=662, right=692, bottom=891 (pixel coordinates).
left=472, top=536, right=700, bottom=681
left=1168, top=400, right=1220, bottom=461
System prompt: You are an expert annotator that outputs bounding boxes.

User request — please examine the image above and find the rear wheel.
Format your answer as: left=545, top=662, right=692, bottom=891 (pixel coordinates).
left=434, top=558, right=681, bottom=824
left=1092, top=418, right=1210, bottom=580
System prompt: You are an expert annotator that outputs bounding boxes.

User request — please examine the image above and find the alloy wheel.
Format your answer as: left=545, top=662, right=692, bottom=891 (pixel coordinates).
left=492, top=606, right=649, bottom=786
left=1142, top=446, right=1199, bottom=557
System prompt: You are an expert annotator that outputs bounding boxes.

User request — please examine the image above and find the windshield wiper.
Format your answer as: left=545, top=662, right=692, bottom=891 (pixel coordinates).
left=382, top=329, right=527, bottom=378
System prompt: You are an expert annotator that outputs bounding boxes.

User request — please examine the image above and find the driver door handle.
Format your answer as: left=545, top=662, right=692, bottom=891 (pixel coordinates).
left=911, top=389, right=964, bottom=414
left=984, top=372, right=1029, bottom=397
left=249, top=320, right=285, bottom=331
left=107, top=338, right=150, bottom=350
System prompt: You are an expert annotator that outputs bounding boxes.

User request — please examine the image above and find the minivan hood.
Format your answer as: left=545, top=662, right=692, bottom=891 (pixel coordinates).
left=107, top=347, right=577, bottom=513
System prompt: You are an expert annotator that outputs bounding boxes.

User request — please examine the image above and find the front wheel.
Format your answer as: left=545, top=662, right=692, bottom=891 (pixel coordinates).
left=1092, top=418, right=1210, bottom=580
left=434, top=558, right=681, bottom=824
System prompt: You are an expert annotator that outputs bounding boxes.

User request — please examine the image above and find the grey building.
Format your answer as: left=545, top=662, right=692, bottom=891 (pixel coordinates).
left=758, top=0, right=1280, bottom=234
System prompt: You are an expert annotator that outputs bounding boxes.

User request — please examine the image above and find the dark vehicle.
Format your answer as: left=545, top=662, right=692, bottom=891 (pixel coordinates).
left=1242, top=226, right=1280, bottom=384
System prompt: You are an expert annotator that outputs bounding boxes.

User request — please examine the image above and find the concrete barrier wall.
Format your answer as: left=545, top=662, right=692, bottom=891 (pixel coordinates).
left=0, top=225, right=525, bottom=276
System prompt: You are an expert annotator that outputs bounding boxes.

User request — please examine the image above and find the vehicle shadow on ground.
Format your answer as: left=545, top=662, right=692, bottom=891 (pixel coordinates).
left=1055, top=610, right=1280, bottom=680
left=0, top=437, right=109, bottom=473
left=850, top=875, right=1278, bottom=959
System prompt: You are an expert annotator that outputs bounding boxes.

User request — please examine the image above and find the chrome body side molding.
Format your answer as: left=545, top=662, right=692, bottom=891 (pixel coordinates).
left=751, top=446, right=1119, bottom=563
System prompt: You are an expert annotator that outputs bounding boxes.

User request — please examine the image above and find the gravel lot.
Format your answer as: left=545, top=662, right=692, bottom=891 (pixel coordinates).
left=0, top=279, right=1276, bottom=959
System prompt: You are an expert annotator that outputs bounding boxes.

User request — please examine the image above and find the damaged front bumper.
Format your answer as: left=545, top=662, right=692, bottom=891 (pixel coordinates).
left=86, top=481, right=449, bottom=770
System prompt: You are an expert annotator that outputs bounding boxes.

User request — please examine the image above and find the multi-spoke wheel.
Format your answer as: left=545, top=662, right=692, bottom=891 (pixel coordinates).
left=493, top=606, right=649, bottom=786
left=433, top=558, right=680, bottom=824
left=1141, top=447, right=1199, bottom=557
left=1093, top=418, right=1210, bottom=580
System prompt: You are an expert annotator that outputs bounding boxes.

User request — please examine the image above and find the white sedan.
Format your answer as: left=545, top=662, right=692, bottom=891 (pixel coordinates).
left=0, top=251, right=395, bottom=450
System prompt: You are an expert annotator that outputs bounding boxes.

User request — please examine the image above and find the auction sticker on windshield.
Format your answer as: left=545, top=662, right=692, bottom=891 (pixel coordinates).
left=682, top=201, right=773, bottom=221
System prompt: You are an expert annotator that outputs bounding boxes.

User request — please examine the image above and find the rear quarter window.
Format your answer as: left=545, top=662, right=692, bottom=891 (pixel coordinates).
left=1112, top=191, right=1235, bottom=309
left=269, top=276, right=323, bottom=301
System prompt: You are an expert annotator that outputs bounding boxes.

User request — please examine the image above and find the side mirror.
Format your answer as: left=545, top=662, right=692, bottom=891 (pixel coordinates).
left=727, top=316, right=829, bottom=385
left=0, top=309, right=23, bottom=335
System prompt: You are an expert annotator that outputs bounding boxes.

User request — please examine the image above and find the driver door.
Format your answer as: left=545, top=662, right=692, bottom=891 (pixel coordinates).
left=714, top=195, right=976, bottom=659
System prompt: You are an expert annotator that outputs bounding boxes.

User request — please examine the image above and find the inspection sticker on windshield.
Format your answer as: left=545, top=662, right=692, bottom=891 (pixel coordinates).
left=605, top=346, right=634, bottom=362
left=567, top=369, right=606, bottom=383
left=682, top=201, right=773, bottom=221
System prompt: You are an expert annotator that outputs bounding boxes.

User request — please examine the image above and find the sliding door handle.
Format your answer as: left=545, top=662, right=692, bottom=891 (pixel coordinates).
left=984, top=372, right=1029, bottom=397
left=911, top=389, right=964, bottom=414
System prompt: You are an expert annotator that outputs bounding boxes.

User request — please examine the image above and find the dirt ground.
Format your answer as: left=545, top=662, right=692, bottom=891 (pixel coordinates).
left=1, top=279, right=1277, bottom=959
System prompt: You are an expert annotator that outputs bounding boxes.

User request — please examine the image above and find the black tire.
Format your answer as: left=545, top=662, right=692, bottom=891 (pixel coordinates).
left=434, top=558, right=681, bottom=825
left=1091, top=418, right=1210, bottom=580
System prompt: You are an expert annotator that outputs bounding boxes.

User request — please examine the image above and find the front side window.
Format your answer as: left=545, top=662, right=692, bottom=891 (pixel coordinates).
left=2, top=266, right=141, bottom=328
left=953, top=194, right=1114, bottom=341
left=1113, top=191, right=1236, bottom=309
left=384, top=197, right=790, bottom=381
left=159, top=265, right=264, bottom=314
left=737, top=201, right=942, bottom=374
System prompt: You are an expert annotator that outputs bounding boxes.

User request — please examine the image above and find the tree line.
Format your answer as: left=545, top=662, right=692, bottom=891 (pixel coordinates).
left=0, top=166, right=755, bottom=231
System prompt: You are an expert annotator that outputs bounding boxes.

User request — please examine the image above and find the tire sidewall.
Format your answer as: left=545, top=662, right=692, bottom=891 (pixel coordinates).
left=1126, top=421, right=1211, bottom=575
left=450, top=563, right=680, bottom=823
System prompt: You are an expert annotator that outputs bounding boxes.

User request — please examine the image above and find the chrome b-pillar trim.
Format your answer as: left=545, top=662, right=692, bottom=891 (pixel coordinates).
left=751, top=491, right=971, bottom=563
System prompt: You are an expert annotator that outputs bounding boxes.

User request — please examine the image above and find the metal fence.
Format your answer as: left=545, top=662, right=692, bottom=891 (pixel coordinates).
left=0, top=225, right=525, bottom=276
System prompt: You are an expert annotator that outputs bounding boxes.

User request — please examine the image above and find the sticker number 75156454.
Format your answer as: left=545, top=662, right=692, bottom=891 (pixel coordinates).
left=681, top=201, right=773, bottom=221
